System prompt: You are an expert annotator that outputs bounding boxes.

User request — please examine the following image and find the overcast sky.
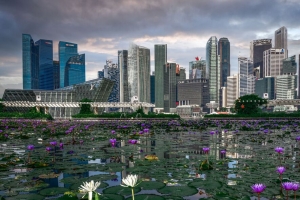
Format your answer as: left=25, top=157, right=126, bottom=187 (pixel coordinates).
left=1, top=0, right=300, bottom=97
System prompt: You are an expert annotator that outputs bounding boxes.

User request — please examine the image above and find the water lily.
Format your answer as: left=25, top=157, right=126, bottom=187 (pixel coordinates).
left=46, top=147, right=51, bottom=152
left=251, top=183, right=266, bottom=200
left=59, top=142, right=64, bottom=150
left=296, top=136, right=300, bottom=141
left=203, top=147, right=210, bottom=154
left=275, top=147, right=284, bottom=154
left=79, top=180, right=101, bottom=200
left=276, top=166, right=286, bottom=175
left=120, top=174, right=140, bottom=200
left=27, top=145, right=34, bottom=150
left=282, top=182, right=294, bottom=199
left=50, top=141, right=57, bottom=146
left=110, top=138, right=117, bottom=147
left=128, top=139, right=138, bottom=144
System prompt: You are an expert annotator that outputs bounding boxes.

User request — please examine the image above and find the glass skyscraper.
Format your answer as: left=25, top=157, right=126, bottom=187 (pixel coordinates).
left=163, top=63, right=177, bottom=112
left=218, top=37, right=230, bottom=87
left=206, top=36, right=219, bottom=103
left=251, top=39, right=272, bottom=78
left=154, top=44, right=167, bottom=109
left=53, top=61, right=60, bottom=89
left=150, top=72, right=155, bottom=104
left=59, top=41, right=78, bottom=88
left=22, top=34, right=38, bottom=89
left=35, top=39, right=53, bottom=90
left=189, top=60, right=206, bottom=79
left=104, top=60, right=120, bottom=103
left=118, top=50, right=129, bottom=102
left=64, top=54, right=85, bottom=86
left=275, top=26, right=288, bottom=55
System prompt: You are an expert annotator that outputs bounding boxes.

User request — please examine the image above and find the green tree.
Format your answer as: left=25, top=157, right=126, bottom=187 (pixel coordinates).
left=79, top=98, right=93, bottom=114
left=234, top=94, right=267, bottom=115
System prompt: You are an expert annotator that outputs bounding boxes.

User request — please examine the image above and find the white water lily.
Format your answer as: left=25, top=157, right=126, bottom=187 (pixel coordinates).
left=120, top=174, right=140, bottom=200
left=79, top=180, right=101, bottom=200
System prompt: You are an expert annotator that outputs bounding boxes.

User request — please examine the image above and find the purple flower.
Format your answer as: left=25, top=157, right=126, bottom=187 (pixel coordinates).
left=143, top=128, right=149, bottom=133
left=59, top=143, right=64, bottom=150
left=251, top=183, right=266, bottom=194
left=128, top=139, right=138, bottom=144
left=210, top=131, right=215, bottom=135
left=139, top=131, right=144, bottom=134
left=50, top=141, right=57, bottom=146
left=110, top=138, right=117, bottom=147
left=296, top=136, right=300, bottom=141
left=220, top=150, right=226, bottom=154
left=276, top=166, right=286, bottom=175
left=111, top=130, right=116, bottom=134
left=203, top=147, right=210, bottom=153
left=292, top=183, right=300, bottom=191
left=282, top=182, right=294, bottom=191
left=27, top=145, right=34, bottom=150
left=45, top=147, right=51, bottom=152
left=275, top=147, right=284, bottom=154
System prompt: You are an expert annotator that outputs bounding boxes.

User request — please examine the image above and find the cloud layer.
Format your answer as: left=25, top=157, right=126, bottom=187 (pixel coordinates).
left=0, top=0, right=300, bottom=96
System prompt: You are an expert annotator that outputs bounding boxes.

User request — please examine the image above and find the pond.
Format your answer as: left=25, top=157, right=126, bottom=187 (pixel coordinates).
left=0, top=119, right=300, bottom=200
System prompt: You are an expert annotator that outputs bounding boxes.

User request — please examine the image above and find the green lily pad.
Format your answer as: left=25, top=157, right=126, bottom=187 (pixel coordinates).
left=5, top=193, right=45, bottom=200
left=158, top=186, right=198, bottom=197
left=188, top=180, right=222, bottom=190
left=126, top=194, right=164, bottom=200
left=139, top=181, right=165, bottom=190
left=103, top=185, right=141, bottom=196
left=39, top=187, right=69, bottom=196
left=101, top=194, right=125, bottom=200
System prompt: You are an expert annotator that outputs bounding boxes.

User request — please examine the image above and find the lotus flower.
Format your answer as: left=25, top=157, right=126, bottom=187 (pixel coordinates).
left=59, top=142, right=64, bottom=150
left=27, top=145, right=34, bottom=150
left=128, top=139, right=138, bottom=144
left=292, top=182, right=300, bottom=191
left=46, top=147, right=51, bottom=152
left=111, top=130, right=115, bottom=134
left=275, top=147, right=284, bottom=154
left=202, top=147, right=210, bottom=153
left=296, top=136, right=300, bottom=141
left=276, top=166, right=286, bottom=175
left=251, top=183, right=266, bottom=199
left=282, top=182, right=294, bottom=191
left=110, top=138, right=117, bottom=147
left=79, top=180, right=101, bottom=200
left=220, top=150, right=226, bottom=154
left=120, top=174, right=140, bottom=200
left=50, top=141, right=57, bottom=146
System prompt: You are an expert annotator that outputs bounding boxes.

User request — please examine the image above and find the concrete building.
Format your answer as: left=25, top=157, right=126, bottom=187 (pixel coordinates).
left=189, top=59, right=206, bottom=79
left=118, top=50, right=129, bottom=103
left=263, top=48, right=286, bottom=77
left=163, top=63, right=177, bottom=113
left=251, top=39, right=272, bottom=78
left=238, top=57, right=255, bottom=97
left=255, top=77, right=275, bottom=100
left=274, top=26, right=288, bottom=55
left=276, top=75, right=297, bottom=99
left=226, top=74, right=239, bottom=107
left=282, top=55, right=297, bottom=75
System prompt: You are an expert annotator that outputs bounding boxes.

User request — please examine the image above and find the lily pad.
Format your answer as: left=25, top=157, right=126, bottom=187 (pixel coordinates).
left=139, top=181, right=165, bottom=190
left=126, top=194, right=164, bottom=200
left=101, top=194, right=125, bottom=200
left=103, top=185, right=141, bottom=196
left=39, top=187, right=69, bottom=196
left=5, top=193, right=44, bottom=200
left=158, top=186, right=198, bottom=197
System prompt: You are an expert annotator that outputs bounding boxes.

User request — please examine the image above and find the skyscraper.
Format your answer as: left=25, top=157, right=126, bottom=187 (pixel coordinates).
left=35, top=39, right=53, bottom=90
left=218, top=38, right=230, bottom=87
left=163, top=63, right=177, bottom=112
left=103, top=60, right=120, bottom=103
left=150, top=72, right=155, bottom=104
left=206, top=36, right=219, bottom=103
left=255, top=77, right=275, bottom=100
left=22, top=34, right=38, bottom=89
left=59, top=41, right=78, bottom=88
left=282, top=55, right=297, bottom=75
left=154, top=44, right=167, bottom=109
left=127, top=44, right=150, bottom=103
left=276, top=75, right=297, bottom=99
left=226, top=74, right=239, bottom=107
left=189, top=59, right=206, bottom=79
left=64, top=54, right=85, bottom=86
left=275, top=26, right=288, bottom=54
left=53, top=61, right=60, bottom=89
left=238, top=57, right=255, bottom=97
left=263, top=48, right=286, bottom=77
left=118, top=50, right=129, bottom=102
left=251, top=39, right=272, bottom=78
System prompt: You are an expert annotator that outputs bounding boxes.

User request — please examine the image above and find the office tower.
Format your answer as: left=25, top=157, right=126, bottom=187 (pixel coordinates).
left=150, top=72, right=155, bottom=104
left=103, top=60, right=120, bottom=103
left=154, top=44, right=167, bottom=109
left=127, top=44, right=150, bottom=102
left=98, top=70, right=104, bottom=79
left=252, top=39, right=272, bottom=78
left=189, top=59, right=206, bottom=79
left=35, top=39, right=53, bottom=90
left=263, top=48, right=286, bottom=77
left=238, top=57, right=255, bottom=97
left=275, top=26, right=288, bottom=54
left=22, top=34, right=38, bottom=89
left=276, top=75, right=297, bottom=99
left=177, top=78, right=210, bottom=112
left=163, top=63, right=177, bottom=112
left=178, top=67, right=186, bottom=81
left=226, top=74, right=239, bottom=107
left=53, top=61, right=60, bottom=89
left=206, top=36, right=219, bottom=103
left=118, top=50, right=129, bottom=102
left=218, top=37, right=230, bottom=86
left=282, top=55, right=297, bottom=75
left=59, top=41, right=78, bottom=88
left=255, top=77, right=275, bottom=100
left=64, top=54, right=85, bottom=86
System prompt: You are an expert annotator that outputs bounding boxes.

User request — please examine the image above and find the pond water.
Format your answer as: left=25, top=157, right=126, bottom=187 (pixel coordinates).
left=0, top=119, right=300, bottom=200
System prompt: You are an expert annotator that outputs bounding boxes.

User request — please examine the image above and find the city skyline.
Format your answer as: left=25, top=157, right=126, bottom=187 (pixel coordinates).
left=1, top=0, right=300, bottom=97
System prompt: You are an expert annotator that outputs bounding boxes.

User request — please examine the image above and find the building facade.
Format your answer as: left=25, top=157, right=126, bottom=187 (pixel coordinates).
left=150, top=72, right=155, bottom=104
left=226, top=74, right=239, bottom=107
left=218, top=37, right=230, bottom=87
left=64, top=54, right=85, bottom=87
left=276, top=75, right=297, bottom=99
left=118, top=50, right=129, bottom=102
left=274, top=26, right=288, bottom=54
left=251, top=39, right=272, bottom=78
left=154, top=44, right=167, bottom=109
left=59, top=41, right=78, bottom=88
left=206, top=36, right=219, bottom=103
left=238, top=57, right=255, bottom=97
left=163, top=63, right=177, bottom=113
left=263, top=48, right=286, bottom=77
left=282, top=55, right=297, bottom=75
left=103, top=60, right=120, bottom=103
left=255, top=77, right=275, bottom=100
left=53, top=61, right=60, bottom=89
left=22, top=34, right=39, bottom=89
left=189, top=60, right=206, bottom=79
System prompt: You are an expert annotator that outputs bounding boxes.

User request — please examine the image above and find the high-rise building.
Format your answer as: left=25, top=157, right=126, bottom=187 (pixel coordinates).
left=218, top=38, right=230, bottom=87
left=35, top=39, right=53, bottom=90
left=154, top=44, right=167, bottom=109
left=275, top=26, right=288, bottom=54
left=64, top=54, right=85, bottom=86
left=22, top=34, right=39, bottom=89
left=189, top=59, right=206, bottom=79
left=226, top=74, right=239, bottom=107
left=118, top=50, right=129, bottom=102
left=255, top=77, right=275, bottom=100
left=53, top=61, right=60, bottom=89
left=276, top=75, right=297, bottom=99
left=176, top=66, right=186, bottom=104
left=98, top=70, right=104, bottom=79
left=59, top=41, right=78, bottom=88
left=103, top=60, right=120, bottom=103
left=238, top=57, right=255, bottom=97
left=163, top=63, right=177, bottom=112
left=263, top=48, right=286, bottom=77
left=252, top=39, right=272, bottom=78
left=282, top=55, right=297, bottom=75
left=127, top=44, right=150, bottom=102
left=206, top=36, right=219, bottom=103
left=150, top=72, right=155, bottom=104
